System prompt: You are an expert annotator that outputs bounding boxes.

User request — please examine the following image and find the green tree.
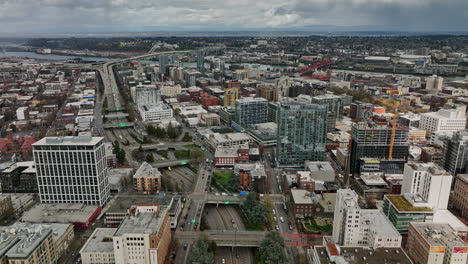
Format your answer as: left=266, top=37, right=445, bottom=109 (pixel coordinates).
left=167, top=122, right=179, bottom=139
left=138, top=145, right=143, bottom=152
left=189, top=148, right=205, bottom=162
left=112, top=141, right=120, bottom=154
left=260, top=231, right=287, bottom=264
left=189, top=236, right=215, bottom=264
left=241, top=192, right=267, bottom=227
left=116, top=149, right=126, bottom=165
left=225, top=174, right=240, bottom=193
left=182, top=132, right=192, bottom=142
left=145, top=153, right=155, bottom=163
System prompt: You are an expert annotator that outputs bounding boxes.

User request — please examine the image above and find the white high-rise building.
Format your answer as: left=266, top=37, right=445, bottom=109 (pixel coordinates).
left=33, top=136, right=110, bottom=206
left=420, top=109, right=466, bottom=134
left=131, top=84, right=161, bottom=108
left=332, top=189, right=402, bottom=248
left=401, top=162, right=453, bottom=210
left=426, top=75, right=444, bottom=90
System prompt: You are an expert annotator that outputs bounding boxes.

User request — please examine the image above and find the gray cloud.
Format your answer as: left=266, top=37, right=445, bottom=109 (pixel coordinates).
left=0, top=0, right=467, bottom=34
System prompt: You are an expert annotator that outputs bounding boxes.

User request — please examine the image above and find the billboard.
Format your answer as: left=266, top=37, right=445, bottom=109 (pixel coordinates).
left=453, top=247, right=468, bottom=254
left=430, top=246, right=445, bottom=253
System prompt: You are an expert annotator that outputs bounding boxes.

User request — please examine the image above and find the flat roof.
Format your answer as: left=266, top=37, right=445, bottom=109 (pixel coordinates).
left=1, top=226, right=53, bottom=259
left=114, top=207, right=168, bottom=236
left=107, top=194, right=174, bottom=214
left=22, top=203, right=100, bottom=223
left=133, top=162, right=161, bottom=179
left=312, top=246, right=412, bottom=264
left=360, top=172, right=388, bottom=186
left=291, top=189, right=315, bottom=204
left=80, top=228, right=117, bottom=253
left=33, top=136, right=103, bottom=146
left=410, top=222, right=466, bottom=248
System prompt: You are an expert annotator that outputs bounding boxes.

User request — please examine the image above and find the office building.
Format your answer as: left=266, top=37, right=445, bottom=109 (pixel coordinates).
left=0, top=225, right=56, bottom=264
left=247, top=122, right=277, bottom=147
left=402, top=162, right=453, bottom=210
left=407, top=222, right=467, bottom=264
left=131, top=84, right=161, bottom=108
left=420, top=109, right=466, bottom=134
left=442, top=130, right=468, bottom=176
left=450, top=174, right=468, bottom=222
left=234, top=97, right=269, bottom=126
left=184, top=70, right=200, bottom=87
left=426, top=75, right=444, bottom=90
left=0, top=161, right=37, bottom=193
left=312, top=94, right=345, bottom=132
left=276, top=99, right=327, bottom=167
left=223, top=87, right=239, bottom=106
left=383, top=195, right=434, bottom=234
left=80, top=228, right=117, bottom=264
left=256, top=84, right=280, bottom=102
left=398, top=113, right=420, bottom=128
left=139, top=104, right=174, bottom=123
left=33, top=136, right=110, bottom=206
left=350, top=122, right=409, bottom=173
left=196, top=50, right=205, bottom=73
left=133, top=162, right=161, bottom=193
left=332, top=189, right=402, bottom=248
left=350, top=101, right=374, bottom=120
left=159, top=54, right=169, bottom=74
left=113, top=205, right=171, bottom=264
left=0, top=195, right=13, bottom=220
left=206, top=132, right=253, bottom=150
left=218, top=106, right=236, bottom=125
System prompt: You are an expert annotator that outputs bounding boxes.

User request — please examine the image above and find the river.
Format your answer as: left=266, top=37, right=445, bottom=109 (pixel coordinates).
left=0, top=51, right=113, bottom=61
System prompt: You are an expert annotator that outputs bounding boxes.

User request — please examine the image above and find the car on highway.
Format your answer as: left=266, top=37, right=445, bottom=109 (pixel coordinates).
left=222, top=259, right=225, bottom=264
left=221, top=192, right=228, bottom=196
left=183, top=244, right=188, bottom=250
left=280, top=217, right=284, bottom=223
left=231, top=219, right=235, bottom=224
left=272, top=209, right=276, bottom=215
left=289, top=224, right=293, bottom=230
left=275, top=225, right=279, bottom=230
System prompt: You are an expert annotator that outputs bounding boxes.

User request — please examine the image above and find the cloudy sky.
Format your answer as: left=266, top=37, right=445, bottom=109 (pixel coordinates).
left=1, top=0, right=467, bottom=34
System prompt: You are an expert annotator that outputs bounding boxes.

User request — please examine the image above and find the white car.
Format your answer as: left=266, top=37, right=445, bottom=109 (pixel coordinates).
left=275, top=225, right=279, bottom=230
left=280, top=217, right=284, bottom=223
left=272, top=209, right=276, bottom=215
left=221, top=192, right=228, bottom=196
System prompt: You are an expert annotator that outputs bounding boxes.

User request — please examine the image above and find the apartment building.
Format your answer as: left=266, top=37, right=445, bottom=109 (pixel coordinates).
left=133, top=162, right=162, bottom=193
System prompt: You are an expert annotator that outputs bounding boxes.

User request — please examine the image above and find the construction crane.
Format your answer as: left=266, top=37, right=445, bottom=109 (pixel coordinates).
left=372, top=97, right=401, bottom=160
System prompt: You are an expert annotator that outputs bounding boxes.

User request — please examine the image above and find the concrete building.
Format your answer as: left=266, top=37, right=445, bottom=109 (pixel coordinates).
left=80, top=228, right=117, bottom=264
left=401, top=162, right=453, bottom=210
left=247, top=122, right=277, bottom=147
left=218, top=106, right=235, bottom=125
left=0, top=195, right=13, bottom=220
left=450, top=174, right=468, bottom=222
left=199, top=113, right=220, bottom=127
left=0, top=225, right=57, bottom=264
left=131, top=84, right=161, bottom=108
left=214, top=144, right=249, bottom=167
left=350, top=122, right=409, bottom=173
left=426, top=75, right=444, bottom=90
left=350, top=101, right=374, bottom=120
left=196, top=50, right=205, bottom=73
left=206, top=132, right=252, bottom=150
left=442, top=130, right=468, bottom=176
left=33, top=136, right=110, bottom=206
left=309, top=239, right=413, bottom=264
left=139, top=103, right=174, bottom=123
left=398, top=113, right=421, bottom=128
left=333, top=189, right=402, bottom=248
left=256, top=84, right=280, bottom=102
left=276, top=99, right=327, bottom=167
left=159, top=83, right=181, bottom=97
left=133, top=162, right=161, bottom=193
left=383, top=195, right=434, bottom=234
left=113, top=205, right=171, bottom=264
left=304, top=161, right=336, bottom=183
left=297, top=171, right=316, bottom=191
left=407, top=222, right=467, bottom=264
left=234, top=97, right=269, bottom=126
left=420, top=109, right=466, bottom=134
left=224, top=87, right=239, bottom=106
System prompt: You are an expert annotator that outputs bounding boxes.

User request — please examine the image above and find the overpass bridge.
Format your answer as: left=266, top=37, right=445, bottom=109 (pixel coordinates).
left=205, top=194, right=243, bottom=205
left=175, top=231, right=266, bottom=247
left=152, top=159, right=191, bottom=169
left=104, top=113, right=129, bottom=119
left=103, top=122, right=135, bottom=128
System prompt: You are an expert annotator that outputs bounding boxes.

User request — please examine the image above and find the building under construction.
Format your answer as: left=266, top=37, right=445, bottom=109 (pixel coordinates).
left=350, top=122, right=409, bottom=173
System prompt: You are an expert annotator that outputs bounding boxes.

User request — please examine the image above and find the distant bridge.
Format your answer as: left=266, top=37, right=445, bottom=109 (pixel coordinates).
left=298, top=61, right=334, bottom=75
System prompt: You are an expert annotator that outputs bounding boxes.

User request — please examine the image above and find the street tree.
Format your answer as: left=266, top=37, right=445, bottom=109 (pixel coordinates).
left=260, top=231, right=288, bottom=264
left=189, top=236, right=214, bottom=264
left=145, top=153, right=155, bottom=163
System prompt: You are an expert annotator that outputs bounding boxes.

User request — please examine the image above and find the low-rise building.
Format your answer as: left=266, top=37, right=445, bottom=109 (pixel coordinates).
left=113, top=204, right=171, bottom=264
left=247, top=122, right=277, bottom=147
left=0, top=161, right=37, bottom=193
left=407, top=222, right=467, bottom=264
left=214, top=144, right=249, bottom=167
left=80, top=228, right=117, bottom=264
left=206, top=132, right=252, bottom=150
left=0, top=195, right=13, bottom=220
left=304, top=161, right=336, bottom=183
left=235, top=162, right=267, bottom=193
left=133, top=162, right=161, bottom=193
left=139, top=104, right=174, bottom=123
left=297, top=171, right=316, bottom=192
left=291, top=189, right=317, bottom=218
left=383, top=195, right=434, bottom=234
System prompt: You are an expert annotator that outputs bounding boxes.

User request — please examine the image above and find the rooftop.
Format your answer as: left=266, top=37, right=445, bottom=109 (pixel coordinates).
left=80, top=228, right=116, bottom=254
left=291, top=189, right=315, bottom=204
left=22, top=203, right=100, bottom=223
left=114, top=207, right=169, bottom=236
left=359, top=172, right=388, bottom=186
left=33, top=136, right=103, bottom=146
left=133, top=162, right=161, bottom=179
left=107, top=194, right=175, bottom=214
left=0, top=225, right=53, bottom=259
left=410, top=222, right=466, bottom=248
left=312, top=245, right=412, bottom=264
left=386, top=195, right=432, bottom=212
